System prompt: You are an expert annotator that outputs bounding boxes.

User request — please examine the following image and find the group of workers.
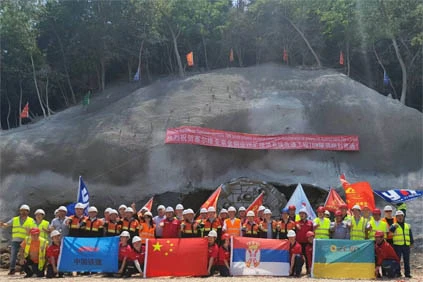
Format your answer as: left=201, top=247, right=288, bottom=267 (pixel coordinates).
left=0, top=201, right=414, bottom=278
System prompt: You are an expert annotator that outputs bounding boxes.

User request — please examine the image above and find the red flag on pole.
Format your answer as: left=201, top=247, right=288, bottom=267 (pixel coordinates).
left=20, top=102, right=29, bottom=119
left=283, top=48, right=288, bottom=63
left=144, top=238, right=208, bottom=277
left=324, top=188, right=346, bottom=212
left=142, top=197, right=154, bottom=211
left=186, top=51, right=194, bottom=67
left=196, top=186, right=222, bottom=218
left=246, top=192, right=264, bottom=215
left=340, top=174, right=375, bottom=210
left=339, top=51, right=344, bottom=65
left=229, top=48, right=234, bottom=62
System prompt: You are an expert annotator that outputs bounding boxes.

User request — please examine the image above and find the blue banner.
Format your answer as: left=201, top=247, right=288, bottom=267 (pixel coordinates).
left=66, top=176, right=90, bottom=216
left=58, top=236, right=119, bottom=272
left=373, top=189, right=423, bottom=204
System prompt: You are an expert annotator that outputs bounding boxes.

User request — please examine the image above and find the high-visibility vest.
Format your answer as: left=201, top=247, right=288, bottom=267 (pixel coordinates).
left=313, top=217, right=331, bottom=239
left=35, top=220, right=50, bottom=241
left=397, top=203, right=407, bottom=211
left=350, top=217, right=366, bottom=240
left=139, top=222, right=155, bottom=243
left=204, top=218, right=221, bottom=232
left=393, top=223, right=411, bottom=246
left=180, top=221, right=196, bottom=238
left=381, top=217, right=397, bottom=240
left=224, top=218, right=241, bottom=236
left=85, top=218, right=104, bottom=233
left=12, top=216, right=35, bottom=240
left=368, top=219, right=388, bottom=239
left=242, top=221, right=259, bottom=237
left=122, top=218, right=140, bottom=233
left=24, top=237, right=47, bottom=271
left=105, top=221, right=122, bottom=236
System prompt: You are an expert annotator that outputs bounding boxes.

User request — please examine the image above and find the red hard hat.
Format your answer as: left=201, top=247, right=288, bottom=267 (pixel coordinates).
left=335, top=210, right=342, bottom=216
left=30, top=228, right=40, bottom=235
left=221, top=233, right=230, bottom=240
left=340, top=204, right=348, bottom=209
left=373, top=208, right=381, bottom=215
left=306, top=231, right=315, bottom=237
left=317, top=206, right=325, bottom=213
left=375, top=231, right=384, bottom=238
left=288, top=205, right=296, bottom=210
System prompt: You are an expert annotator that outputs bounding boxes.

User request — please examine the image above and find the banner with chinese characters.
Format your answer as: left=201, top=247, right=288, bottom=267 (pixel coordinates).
left=165, top=126, right=359, bottom=151
left=58, top=236, right=119, bottom=272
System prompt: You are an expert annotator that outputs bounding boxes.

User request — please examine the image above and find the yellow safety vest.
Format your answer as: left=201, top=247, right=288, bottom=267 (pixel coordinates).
left=368, top=219, right=388, bottom=239
left=35, top=220, right=50, bottom=241
left=313, top=217, right=330, bottom=239
left=350, top=217, right=366, bottom=240
left=12, top=216, right=35, bottom=240
left=24, top=237, right=48, bottom=271
left=393, top=223, right=411, bottom=246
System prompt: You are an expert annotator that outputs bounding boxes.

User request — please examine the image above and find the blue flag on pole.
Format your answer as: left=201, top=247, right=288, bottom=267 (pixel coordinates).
left=284, top=183, right=316, bottom=219
left=66, top=176, right=90, bottom=216
left=373, top=189, right=423, bottom=204
left=58, top=236, right=119, bottom=272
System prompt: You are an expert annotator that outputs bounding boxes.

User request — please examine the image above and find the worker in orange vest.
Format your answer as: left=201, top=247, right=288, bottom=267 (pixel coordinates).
left=139, top=211, right=155, bottom=244
left=222, top=206, right=241, bottom=237
left=203, top=207, right=222, bottom=239
left=259, top=209, right=277, bottom=238
left=121, top=207, right=140, bottom=239
left=104, top=209, right=122, bottom=237
left=381, top=205, right=396, bottom=245
left=84, top=206, right=104, bottom=237
left=242, top=211, right=259, bottom=237
left=67, top=203, right=87, bottom=237
left=180, top=209, right=197, bottom=238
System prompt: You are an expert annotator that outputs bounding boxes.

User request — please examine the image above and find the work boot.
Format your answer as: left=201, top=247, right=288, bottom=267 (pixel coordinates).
left=8, top=269, right=16, bottom=275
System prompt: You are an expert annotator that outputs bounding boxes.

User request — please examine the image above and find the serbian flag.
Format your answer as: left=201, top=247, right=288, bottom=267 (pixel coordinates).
left=324, top=188, right=346, bottom=212
left=339, top=51, right=344, bottom=65
left=283, top=48, right=288, bottom=63
left=197, top=185, right=222, bottom=218
left=229, top=48, right=234, bottom=62
left=246, top=192, right=264, bottom=216
left=20, top=102, right=29, bottom=118
left=144, top=238, right=208, bottom=277
left=186, top=51, right=194, bottom=67
left=340, top=174, right=375, bottom=210
left=231, top=237, right=290, bottom=276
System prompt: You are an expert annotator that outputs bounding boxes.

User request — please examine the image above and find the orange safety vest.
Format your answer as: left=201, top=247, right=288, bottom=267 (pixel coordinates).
left=381, top=217, right=397, bottom=240
left=224, top=218, right=241, bottom=236
left=122, top=218, right=140, bottom=233
left=242, top=221, right=259, bottom=237
left=180, top=221, right=196, bottom=237
left=69, top=215, right=86, bottom=229
left=204, top=218, right=222, bottom=232
left=105, top=221, right=122, bottom=236
left=85, top=218, right=104, bottom=233
left=139, top=222, right=155, bottom=243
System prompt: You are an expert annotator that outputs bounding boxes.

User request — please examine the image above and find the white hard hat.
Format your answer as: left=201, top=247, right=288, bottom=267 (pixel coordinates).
left=125, top=207, right=134, bottom=213
left=247, top=211, right=255, bottom=217
left=238, top=206, right=246, bottom=211
left=35, top=209, right=45, bottom=215
left=208, top=230, right=217, bottom=237
left=220, top=208, right=228, bottom=214
left=287, top=230, right=296, bottom=238
left=75, top=203, right=85, bottom=209
left=120, top=231, right=130, bottom=237
left=57, top=206, right=68, bottom=212
left=258, top=205, right=266, bottom=212
left=182, top=209, right=188, bottom=215
left=19, top=204, right=30, bottom=211
left=299, top=208, right=308, bottom=215
left=109, top=209, right=118, bottom=215
left=384, top=205, right=393, bottom=211
left=50, top=230, right=61, bottom=237
left=186, top=209, right=194, bottom=214
left=157, top=205, right=166, bottom=211
left=264, top=209, right=272, bottom=215
left=324, top=210, right=330, bottom=216
left=88, top=206, right=98, bottom=213
left=141, top=207, right=149, bottom=212
left=54, top=209, right=58, bottom=215
left=200, top=208, right=208, bottom=213
left=105, top=208, right=112, bottom=213
left=228, top=206, right=236, bottom=212
left=132, top=236, right=142, bottom=243
left=144, top=211, right=153, bottom=217
left=207, top=207, right=216, bottom=212
left=395, top=210, right=404, bottom=216
left=165, top=206, right=174, bottom=213
left=119, top=204, right=127, bottom=210
left=352, top=204, right=361, bottom=211
left=175, top=204, right=184, bottom=210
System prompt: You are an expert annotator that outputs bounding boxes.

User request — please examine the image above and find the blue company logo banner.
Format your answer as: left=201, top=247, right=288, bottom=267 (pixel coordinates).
left=58, top=236, right=119, bottom=272
left=374, top=189, right=423, bottom=204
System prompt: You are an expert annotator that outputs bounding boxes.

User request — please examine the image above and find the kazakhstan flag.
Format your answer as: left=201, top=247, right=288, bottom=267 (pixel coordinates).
left=312, top=239, right=375, bottom=279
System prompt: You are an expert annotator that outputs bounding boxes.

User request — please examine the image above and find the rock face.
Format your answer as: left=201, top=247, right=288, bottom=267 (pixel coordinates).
left=0, top=64, right=422, bottom=231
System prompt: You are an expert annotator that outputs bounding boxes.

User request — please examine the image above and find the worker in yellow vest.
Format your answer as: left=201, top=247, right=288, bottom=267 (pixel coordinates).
left=19, top=227, right=48, bottom=278
left=0, top=204, right=35, bottom=275
left=313, top=206, right=330, bottom=239
left=367, top=208, right=388, bottom=239
left=34, top=209, right=50, bottom=241
left=390, top=210, right=413, bottom=278
left=222, top=206, right=241, bottom=236
left=349, top=205, right=368, bottom=240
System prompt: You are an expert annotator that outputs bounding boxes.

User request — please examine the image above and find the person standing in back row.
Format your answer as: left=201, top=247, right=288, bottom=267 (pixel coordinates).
left=390, top=210, right=413, bottom=278
left=295, top=208, right=313, bottom=274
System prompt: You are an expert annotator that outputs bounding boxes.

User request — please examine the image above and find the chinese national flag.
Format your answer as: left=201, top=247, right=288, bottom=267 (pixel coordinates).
left=339, top=51, right=344, bottom=65
left=246, top=192, right=264, bottom=215
left=324, top=188, right=346, bottom=212
left=144, top=238, right=208, bottom=277
left=20, top=102, right=29, bottom=118
left=186, top=51, right=194, bottom=67
left=197, top=186, right=222, bottom=217
left=229, top=48, right=234, bottom=62
left=340, top=174, right=375, bottom=210
left=283, top=48, right=288, bottom=63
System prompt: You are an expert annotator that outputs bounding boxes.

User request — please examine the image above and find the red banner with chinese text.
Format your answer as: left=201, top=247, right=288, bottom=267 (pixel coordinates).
left=165, top=126, right=359, bottom=151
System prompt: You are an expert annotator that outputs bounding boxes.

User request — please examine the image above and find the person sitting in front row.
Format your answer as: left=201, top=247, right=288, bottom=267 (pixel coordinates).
left=375, top=231, right=401, bottom=278
left=288, top=230, right=304, bottom=277
left=19, top=228, right=48, bottom=278
left=46, top=230, right=64, bottom=278
left=126, top=236, right=145, bottom=277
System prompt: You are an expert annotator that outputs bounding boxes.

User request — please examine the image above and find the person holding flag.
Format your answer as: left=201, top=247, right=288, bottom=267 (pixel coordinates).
left=67, top=203, right=87, bottom=237
left=390, top=210, right=414, bottom=278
